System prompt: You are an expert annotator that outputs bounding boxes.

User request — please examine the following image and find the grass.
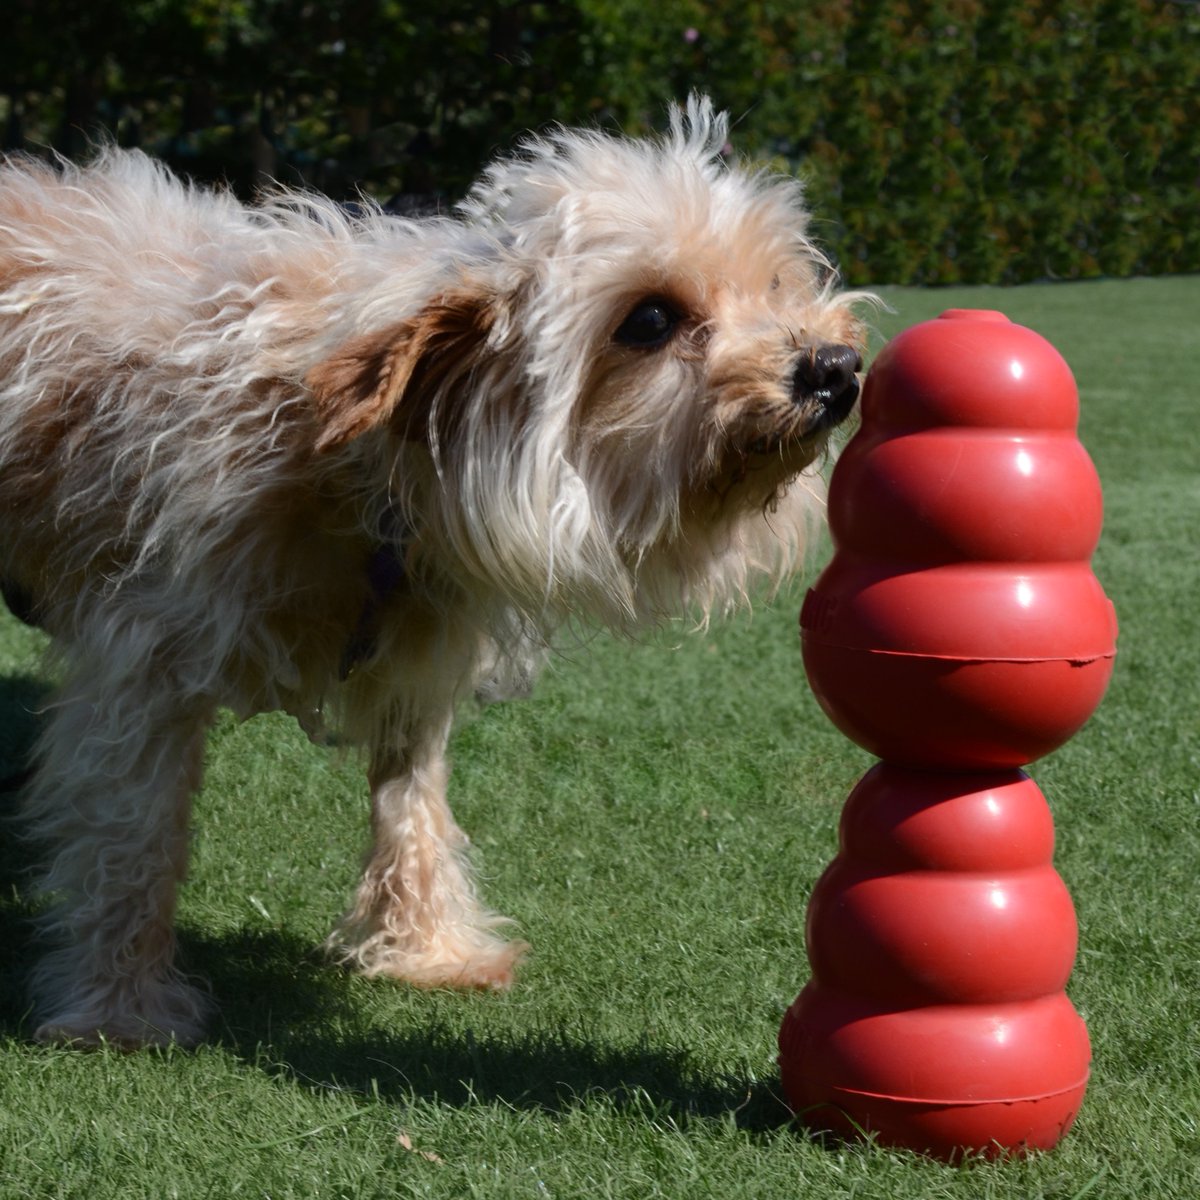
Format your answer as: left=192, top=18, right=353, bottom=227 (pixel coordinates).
left=1, top=276, right=1197, bottom=1198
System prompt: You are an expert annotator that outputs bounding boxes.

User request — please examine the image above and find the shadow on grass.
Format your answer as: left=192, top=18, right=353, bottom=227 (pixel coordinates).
left=0, top=666, right=795, bottom=1138
left=2, top=870, right=794, bottom=1137
left=186, top=927, right=796, bottom=1138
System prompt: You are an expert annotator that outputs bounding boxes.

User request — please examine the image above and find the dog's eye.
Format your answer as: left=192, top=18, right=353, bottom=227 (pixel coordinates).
left=615, top=299, right=681, bottom=349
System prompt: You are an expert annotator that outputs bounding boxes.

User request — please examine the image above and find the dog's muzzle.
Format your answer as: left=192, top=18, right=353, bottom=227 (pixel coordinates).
left=793, top=344, right=863, bottom=430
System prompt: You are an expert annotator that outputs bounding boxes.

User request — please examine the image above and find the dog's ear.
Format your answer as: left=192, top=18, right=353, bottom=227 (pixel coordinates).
left=307, top=289, right=494, bottom=452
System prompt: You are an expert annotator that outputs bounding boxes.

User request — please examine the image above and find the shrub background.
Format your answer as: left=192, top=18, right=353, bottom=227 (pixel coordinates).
left=2, top=0, right=1197, bottom=284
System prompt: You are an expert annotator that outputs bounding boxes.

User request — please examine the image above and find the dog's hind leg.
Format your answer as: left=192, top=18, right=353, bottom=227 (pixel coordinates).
left=25, top=664, right=213, bottom=1047
left=327, top=715, right=527, bottom=990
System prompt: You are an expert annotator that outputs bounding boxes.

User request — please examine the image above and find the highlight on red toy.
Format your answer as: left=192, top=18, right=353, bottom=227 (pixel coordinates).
left=779, top=310, right=1118, bottom=1159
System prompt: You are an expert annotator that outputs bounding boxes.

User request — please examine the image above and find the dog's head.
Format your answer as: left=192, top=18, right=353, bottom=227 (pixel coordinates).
left=308, top=97, right=869, bottom=626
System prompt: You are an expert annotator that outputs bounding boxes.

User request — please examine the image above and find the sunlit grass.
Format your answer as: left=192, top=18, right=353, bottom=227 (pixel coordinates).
left=1, top=277, right=1196, bottom=1198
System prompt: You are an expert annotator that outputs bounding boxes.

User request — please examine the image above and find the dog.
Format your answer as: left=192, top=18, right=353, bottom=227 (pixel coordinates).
left=0, top=97, right=866, bottom=1046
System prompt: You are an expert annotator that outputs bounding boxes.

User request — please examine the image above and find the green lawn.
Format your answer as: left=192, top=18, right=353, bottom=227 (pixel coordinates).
left=1, top=277, right=1196, bottom=1198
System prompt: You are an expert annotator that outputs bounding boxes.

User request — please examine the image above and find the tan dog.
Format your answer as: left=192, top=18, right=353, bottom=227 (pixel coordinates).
left=0, top=98, right=866, bottom=1046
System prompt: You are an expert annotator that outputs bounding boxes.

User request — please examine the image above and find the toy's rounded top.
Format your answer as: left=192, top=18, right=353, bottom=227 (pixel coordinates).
left=936, top=308, right=1011, bottom=322
left=863, top=309, right=1079, bottom=431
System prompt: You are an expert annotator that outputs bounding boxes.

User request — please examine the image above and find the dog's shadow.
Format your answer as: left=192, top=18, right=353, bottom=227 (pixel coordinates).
left=188, top=928, right=796, bottom=1137
left=0, top=673, right=794, bottom=1138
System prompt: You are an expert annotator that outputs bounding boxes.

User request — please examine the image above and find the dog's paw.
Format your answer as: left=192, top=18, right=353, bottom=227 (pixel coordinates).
left=33, top=980, right=209, bottom=1049
left=329, top=925, right=529, bottom=991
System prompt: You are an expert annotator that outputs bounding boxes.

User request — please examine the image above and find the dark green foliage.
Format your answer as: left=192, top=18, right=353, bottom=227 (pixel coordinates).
left=3, top=1, right=1197, bottom=283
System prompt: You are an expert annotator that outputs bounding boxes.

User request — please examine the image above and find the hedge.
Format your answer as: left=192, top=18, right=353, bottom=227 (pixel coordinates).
left=3, top=0, right=1197, bottom=284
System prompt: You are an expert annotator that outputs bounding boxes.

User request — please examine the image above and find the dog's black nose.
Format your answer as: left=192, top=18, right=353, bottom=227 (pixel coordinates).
left=793, top=344, right=863, bottom=426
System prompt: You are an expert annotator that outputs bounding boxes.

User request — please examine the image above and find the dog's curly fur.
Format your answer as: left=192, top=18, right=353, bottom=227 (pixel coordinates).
left=0, top=98, right=866, bottom=1046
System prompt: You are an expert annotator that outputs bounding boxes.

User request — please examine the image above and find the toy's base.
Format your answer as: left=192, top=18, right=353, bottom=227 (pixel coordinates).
left=790, top=1083, right=1087, bottom=1161
left=778, top=986, right=1090, bottom=1159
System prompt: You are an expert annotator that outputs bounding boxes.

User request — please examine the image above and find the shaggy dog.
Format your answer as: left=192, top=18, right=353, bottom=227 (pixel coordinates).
left=0, top=98, right=866, bottom=1046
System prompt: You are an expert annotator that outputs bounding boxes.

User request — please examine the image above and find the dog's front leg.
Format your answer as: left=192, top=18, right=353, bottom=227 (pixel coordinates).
left=327, top=719, right=527, bottom=990
left=25, top=670, right=213, bottom=1047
